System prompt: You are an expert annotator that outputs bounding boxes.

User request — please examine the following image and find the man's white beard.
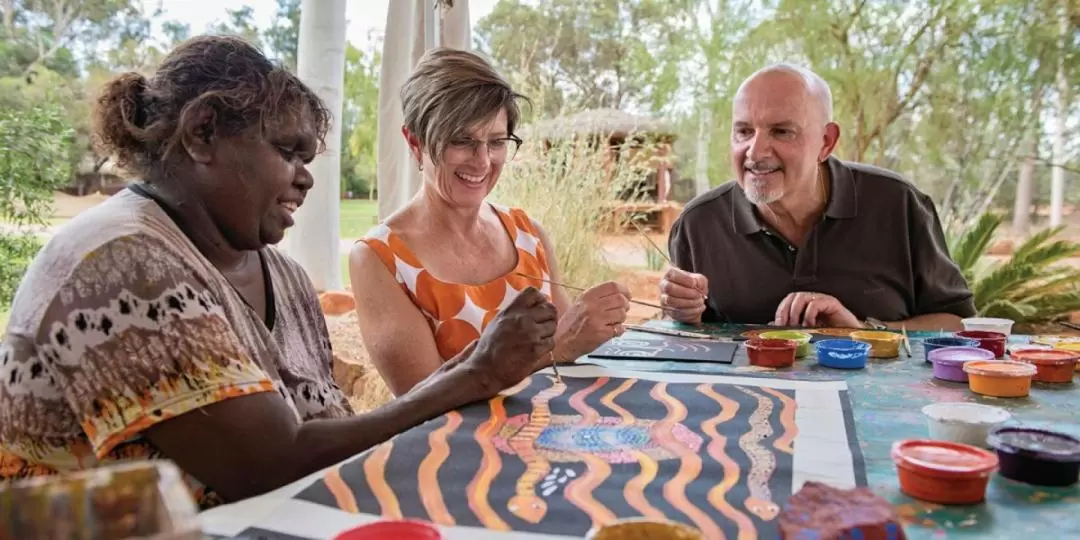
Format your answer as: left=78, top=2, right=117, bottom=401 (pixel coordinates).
left=744, top=180, right=783, bottom=205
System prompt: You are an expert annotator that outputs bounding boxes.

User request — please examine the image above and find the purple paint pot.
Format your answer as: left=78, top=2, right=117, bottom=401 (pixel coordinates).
left=987, top=426, right=1080, bottom=487
left=923, top=336, right=980, bottom=364
left=928, top=346, right=996, bottom=382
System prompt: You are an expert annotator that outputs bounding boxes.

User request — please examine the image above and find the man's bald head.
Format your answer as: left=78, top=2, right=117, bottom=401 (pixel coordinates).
left=736, top=63, right=834, bottom=123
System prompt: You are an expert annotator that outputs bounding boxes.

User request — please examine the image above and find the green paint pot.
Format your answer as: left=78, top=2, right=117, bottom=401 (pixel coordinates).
left=759, top=330, right=813, bottom=358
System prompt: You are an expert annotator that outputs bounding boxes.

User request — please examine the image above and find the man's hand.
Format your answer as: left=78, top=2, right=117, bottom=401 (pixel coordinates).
left=774, top=291, right=860, bottom=328
left=659, top=267, right=709, bottom=324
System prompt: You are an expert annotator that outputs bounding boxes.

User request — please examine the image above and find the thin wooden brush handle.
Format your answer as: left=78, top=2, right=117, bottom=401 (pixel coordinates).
left=515, top=272, right=664, bottom=310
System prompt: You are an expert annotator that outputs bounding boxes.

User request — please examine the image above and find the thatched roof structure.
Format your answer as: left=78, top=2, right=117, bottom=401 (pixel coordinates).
left=519, top=108, right=676, bottom=141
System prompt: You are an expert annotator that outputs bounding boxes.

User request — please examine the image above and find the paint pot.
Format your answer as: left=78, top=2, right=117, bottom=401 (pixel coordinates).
left=850, top=330, right=903, bottom=358
left=956, top=330, right=1008, bottom=359
left=814, top=339, right=872, bottom=369
left=921, top=402, right=1011, bottom=448
left=1009, top=343, right=1053, bottom=356
left=923, top=336, right=980, bottom=364
left=961, top=317, right=1015, bottom=336
left=928, top=346, right=996, bottom=382
left=891, top=439, right=998, bottom=505
left=759, top=330, right=812, bottom=358
left=963, top=360, right=1037, bottom=398
left=587, top=518, right=705, bottom=540
left=1033, top=334, right=1080, bottom=346
left=987, top=426, right=1080, bottom=487
left=1054, top=341, right=1080, bottom=371
left=335, top=520, right=443, bottom=540
left=1009, top=348, right=1079, bottom=383
left=746, top=338, right=798, bottom=368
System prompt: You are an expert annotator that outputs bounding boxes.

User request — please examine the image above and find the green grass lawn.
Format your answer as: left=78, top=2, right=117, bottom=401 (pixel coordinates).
left=339, top=199, right=380, bottom=240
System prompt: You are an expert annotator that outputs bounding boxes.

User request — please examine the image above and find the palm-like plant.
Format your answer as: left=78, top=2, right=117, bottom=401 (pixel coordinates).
left=949, top=212, right=1080, bottom=323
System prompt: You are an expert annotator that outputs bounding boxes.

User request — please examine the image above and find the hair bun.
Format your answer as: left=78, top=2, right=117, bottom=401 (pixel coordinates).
left=92, top=72, right=152, bottom=171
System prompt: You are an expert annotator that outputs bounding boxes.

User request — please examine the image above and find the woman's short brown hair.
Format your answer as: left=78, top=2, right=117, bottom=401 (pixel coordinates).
left=399, top=47, right=529, bottom=163
left=93, top=35, right=331, bottom=178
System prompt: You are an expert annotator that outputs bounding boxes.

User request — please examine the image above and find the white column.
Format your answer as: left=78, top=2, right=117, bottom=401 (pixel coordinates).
left=287, top=0, right=347, bottom=291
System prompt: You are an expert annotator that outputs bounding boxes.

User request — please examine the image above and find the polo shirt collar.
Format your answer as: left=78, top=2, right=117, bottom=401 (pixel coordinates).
left=732, top=155, right=858, bottom=235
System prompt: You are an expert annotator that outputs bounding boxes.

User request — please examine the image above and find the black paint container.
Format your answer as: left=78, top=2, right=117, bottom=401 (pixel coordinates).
left=987, top=426, right=1080, bottom=487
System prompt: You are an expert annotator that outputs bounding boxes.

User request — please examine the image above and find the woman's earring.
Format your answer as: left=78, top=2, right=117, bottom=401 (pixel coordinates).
left=418, top=162, right=423, bottom=172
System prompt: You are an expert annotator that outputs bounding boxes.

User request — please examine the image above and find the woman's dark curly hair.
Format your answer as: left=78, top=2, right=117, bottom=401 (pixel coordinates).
left=93, top=35, right=331, bottom=177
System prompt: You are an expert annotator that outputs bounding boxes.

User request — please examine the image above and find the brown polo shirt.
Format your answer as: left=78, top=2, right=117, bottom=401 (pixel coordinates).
left=668, top=156, right=976, bottom=324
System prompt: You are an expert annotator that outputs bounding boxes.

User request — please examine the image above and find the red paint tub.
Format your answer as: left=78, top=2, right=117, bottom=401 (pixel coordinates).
left=891, top=439, right=999, bottom=505
left=746, top=338, right=798, bottom=368
left=1010, top=349, right=1079, bottom=383
left=987, top=427, right=1080, bottom=487
left=956, top=330, right=1008, bottom=359
left=336, top=520, right=443, bottom=540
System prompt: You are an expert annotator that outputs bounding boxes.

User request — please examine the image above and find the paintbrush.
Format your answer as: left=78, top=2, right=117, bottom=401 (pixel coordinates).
left=631, top=221, right=673, bottom=266
left=624, top=323, right=732, bottom=342
left=549, top=351, right=562, bottom=384
left=901, top=325, right=913, bottom=358
left=1060, top=321, right=1080, bottom=332
left=516, top=272, right=665, bottom=310
left=631, top=220, right=709, bottom=301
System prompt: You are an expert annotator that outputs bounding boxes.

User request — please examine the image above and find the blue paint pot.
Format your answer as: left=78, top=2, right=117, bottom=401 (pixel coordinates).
left=815, top=339, right=871, bottom=369
left=923, top=336, right=980, bottom=364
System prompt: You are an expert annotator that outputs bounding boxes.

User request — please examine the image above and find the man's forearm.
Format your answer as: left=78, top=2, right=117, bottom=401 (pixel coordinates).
left=885, top=313, right=964, bottom=332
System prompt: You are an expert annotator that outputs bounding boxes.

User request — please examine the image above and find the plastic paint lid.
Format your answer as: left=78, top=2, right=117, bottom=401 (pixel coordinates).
left=1033, top=334, right=1079, bottom=345
left=1056, top=342, right=1080, bottom=352
left=746, top=338, right=799, bottom=350
left=759, top=330, right=812, bottom=342
left=928, top=346, right=995, bottom=366
left=815, top=339, right=870, bottom=352
left=988, top=427, right=1080, bottom=462
left=335, top=520, right=443, bottom=540
left=957, top=330, right=1007, bottom=341
left=921, top=402, right=1011, bottom=427
left=962, top=317, right=1014, bottom=325
left=962, top=360, right=1037, bottom=378
left=891, top=439, right=999, bottom=478
left=1011, top=348, right=1080, bottom=365
left=851, top=330, right=902, bottom=341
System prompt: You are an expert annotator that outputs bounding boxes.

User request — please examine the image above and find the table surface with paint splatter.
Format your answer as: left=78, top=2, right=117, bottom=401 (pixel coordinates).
left=584, top=321, right=1080, bottom=539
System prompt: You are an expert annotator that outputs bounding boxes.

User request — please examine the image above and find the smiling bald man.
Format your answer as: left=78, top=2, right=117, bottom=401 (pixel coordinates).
left=658, top=63, right=975, bottom=331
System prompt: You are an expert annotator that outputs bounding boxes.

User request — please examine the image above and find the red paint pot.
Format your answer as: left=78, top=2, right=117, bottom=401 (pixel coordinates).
left=956, top=330, right=1008, bottom=359
left=891, top=439, right=998, bottom=505
left=1009, top=348, right=1079, bottom=383
left=745, top=338, right=798, bottom=368
left=335, top=520, right=443, bottom=540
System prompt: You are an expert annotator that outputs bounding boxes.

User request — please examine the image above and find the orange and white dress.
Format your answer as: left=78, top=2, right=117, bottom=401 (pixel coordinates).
left=358, top=204, right=554, bottom=361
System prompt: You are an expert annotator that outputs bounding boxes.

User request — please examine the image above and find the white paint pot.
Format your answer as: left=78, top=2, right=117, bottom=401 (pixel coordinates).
left=922, top=402, right=1012, bottom=448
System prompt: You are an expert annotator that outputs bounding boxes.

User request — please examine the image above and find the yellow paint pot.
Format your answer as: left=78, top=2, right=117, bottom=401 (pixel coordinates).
left=850, top=330, right=903, bottom=358
left=1053, top=341, right=1080, bottom=370
left=1033, top=334, right=1079, bottom=346
left=963, top=360, right=1037, bottom=398
left=587, top=518, right=704, bottom=540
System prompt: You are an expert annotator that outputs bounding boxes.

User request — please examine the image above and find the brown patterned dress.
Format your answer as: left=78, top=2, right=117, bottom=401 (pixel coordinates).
left=0, top=188, right=353, bottom=509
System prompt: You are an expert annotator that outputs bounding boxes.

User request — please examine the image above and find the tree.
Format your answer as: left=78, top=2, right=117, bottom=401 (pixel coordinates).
left=0, top=103, right=74, bottom=308
left=342, top=41, right=381, bottom=199
left=475, top=0, right=690, bottom=115
left=212, top=6, right=263, bottom=50
left=264, top=0, right=301, bottom=70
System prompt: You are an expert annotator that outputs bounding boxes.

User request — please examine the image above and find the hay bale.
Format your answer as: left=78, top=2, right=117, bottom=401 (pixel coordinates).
left=324, top=311, right=393, bottom=413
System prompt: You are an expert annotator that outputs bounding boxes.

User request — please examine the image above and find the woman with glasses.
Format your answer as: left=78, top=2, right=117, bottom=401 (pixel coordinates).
left=349, top=48, right=632, bottom=396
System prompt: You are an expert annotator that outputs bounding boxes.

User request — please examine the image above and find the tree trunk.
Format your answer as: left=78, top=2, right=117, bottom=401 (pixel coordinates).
left=285, top=0, right=347, bottom=291
left=1049, top=0, right=1070, bottom=227
left=1012, top=135, right=1037, bottom=237
left=694, top=105, right=712, bottom=196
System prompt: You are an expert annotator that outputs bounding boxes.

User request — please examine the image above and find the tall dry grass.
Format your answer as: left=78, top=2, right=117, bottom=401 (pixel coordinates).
left=491, top=135, right=654, bottom=289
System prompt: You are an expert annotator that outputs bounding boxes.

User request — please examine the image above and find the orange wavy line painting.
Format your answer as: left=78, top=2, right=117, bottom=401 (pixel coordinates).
left=296, top=373, right=864, bottom=538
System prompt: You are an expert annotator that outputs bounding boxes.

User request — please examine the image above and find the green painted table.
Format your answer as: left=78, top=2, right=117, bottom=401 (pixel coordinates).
left=584, top=321, right=1080, bottom=539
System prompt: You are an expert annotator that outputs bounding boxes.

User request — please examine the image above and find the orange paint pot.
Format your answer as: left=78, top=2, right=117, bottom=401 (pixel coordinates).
left=963, top=360, right=1037, bottom=397
left=1009, top=349, right=1080, bottom=383
left=745, top=338, right=798, bottom=368
left=891, top=439, right=999, bottom=505
left=850, top=330, right=903, bottom=358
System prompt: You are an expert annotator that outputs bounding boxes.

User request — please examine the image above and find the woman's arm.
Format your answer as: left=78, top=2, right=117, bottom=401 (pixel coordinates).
left=347, top=241, right=449, bottom=396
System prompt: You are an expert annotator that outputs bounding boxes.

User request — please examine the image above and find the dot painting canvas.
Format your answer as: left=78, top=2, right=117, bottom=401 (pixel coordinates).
left=293, top=366, right=866, bottom=538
